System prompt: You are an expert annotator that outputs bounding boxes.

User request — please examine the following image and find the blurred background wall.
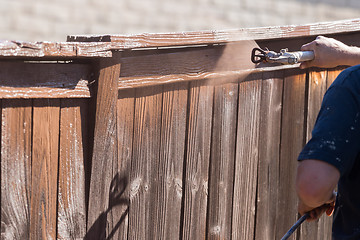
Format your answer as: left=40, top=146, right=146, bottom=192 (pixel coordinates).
left=0, top=0, right=359, bottom=42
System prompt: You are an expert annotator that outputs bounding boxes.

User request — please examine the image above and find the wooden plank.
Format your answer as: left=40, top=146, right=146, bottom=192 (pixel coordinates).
left=181, top=82, right=214, bottom=240
left=1, top=100, right=32, bottom=239
left=127, top=85, right=163, bottom=239
left=299, top=69, right=328, bottom=239
left=0, top=41, right=113, bottom=58
left=276, top=69, right=306, bottom=240
left=0, top=62, right=91, bottom=99
left=151, top=82, right=188, bottom=239
left=118, top=43, right=304, bottom=90
left=231, top=74, right=262, bottom=240
left=85, top=53, right=121, bottom=239
left=68, top=19, right=360, bottom=48
left=57, top=99, right=88, bottom=239
left=118, top=65, right=302, bottom=89
left=106, top=88, right=135, bottom=240
left=207, top=83, right=238, bottom=240
left=254, top=71, right=284, bottom=240
left=30, top=99, right=60, bottom=240
left=326, top=67, right=346, bottom=88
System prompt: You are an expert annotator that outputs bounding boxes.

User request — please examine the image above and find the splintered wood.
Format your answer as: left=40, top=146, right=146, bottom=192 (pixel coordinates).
left=0, top=62, right=92, bottom=99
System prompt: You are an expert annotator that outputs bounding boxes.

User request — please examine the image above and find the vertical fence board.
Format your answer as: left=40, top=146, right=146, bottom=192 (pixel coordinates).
left=1, top=100, right=32, bottom=239
left=152, top=83, right=188, bottom=239
left=299, top=70, right=327, bottom=239
left=232, top=75, right=262, bottom=240
left=30, top=99, right=60, bottom=240
left=255, top=71, right=284, bottom=240
left=127, top=86, right=163, bottom=239
left=57, top=99, right=88, bottom=239
left=207, top=83, right=238, bottom=240
left=182, top=82, right=214, bottom=240
left=86, top=55, right=121, bottom=239
left=327, top=67, right=345, bottom=88
left=108, top=88, right=136, bottom=240
left=276, top=70, right=306, bottom=240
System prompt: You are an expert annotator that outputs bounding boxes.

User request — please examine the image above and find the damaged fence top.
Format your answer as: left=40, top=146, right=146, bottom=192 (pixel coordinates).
left=0, top=19, right=359, bottom=59
left=68, top=18, right=360, bottom=48
left=0, top=40, right=116, bottom=58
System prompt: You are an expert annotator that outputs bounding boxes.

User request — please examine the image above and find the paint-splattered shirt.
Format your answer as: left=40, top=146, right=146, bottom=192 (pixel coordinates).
left=298, top=64, right=360, bottom=240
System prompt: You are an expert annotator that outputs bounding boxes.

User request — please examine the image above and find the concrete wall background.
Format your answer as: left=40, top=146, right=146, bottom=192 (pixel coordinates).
left=0, top=0, right=359, bottom=42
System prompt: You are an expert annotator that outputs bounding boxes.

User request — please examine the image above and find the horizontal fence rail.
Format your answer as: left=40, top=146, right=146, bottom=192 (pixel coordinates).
left=0, top=19, right=359, bottom=239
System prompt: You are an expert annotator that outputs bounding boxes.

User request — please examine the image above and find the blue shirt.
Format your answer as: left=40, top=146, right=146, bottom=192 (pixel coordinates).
left=298, top=65, right=360, bottom=240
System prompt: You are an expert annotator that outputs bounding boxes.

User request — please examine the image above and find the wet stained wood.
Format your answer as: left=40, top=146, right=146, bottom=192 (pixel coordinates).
left=0, top=62, right=92, bottom=99
left=30, top=99, right=60, bottom=240
left=255, top=71, right=283, bottom=240
left=107, top=88, right=136, bottom=240
left=1, top=100, right=32, bottom=239
left=231, top=75, right=262, bottom=240
left=86, top=53, right=121, bottom=239
left=276, top=69, right=306, bottom=240
left=299, top=69, right=328, bottom=240
left=151, top=82, right=188, bottom=239
left=68, top=19, right=360, bottom=48
left=117, top=44, right=313, bottom=90
left=127, top=85, right=163, bottom=239
left=207, top=83, right=238, bottom=240
left=57, top=99, right=88, bottom=239
left=182, top=82, right=214, bottom=240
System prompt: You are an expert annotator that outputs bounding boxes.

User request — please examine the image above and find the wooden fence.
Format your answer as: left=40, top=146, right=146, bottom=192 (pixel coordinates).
left=1, top=19, right=360, bottom=239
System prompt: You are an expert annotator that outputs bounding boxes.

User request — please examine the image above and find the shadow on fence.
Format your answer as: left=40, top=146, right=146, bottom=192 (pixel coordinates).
left=85, top=173, right=130, bottom=240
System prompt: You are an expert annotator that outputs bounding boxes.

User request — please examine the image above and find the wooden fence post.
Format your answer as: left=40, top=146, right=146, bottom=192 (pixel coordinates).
left=86, top=52, right=121, bottom=239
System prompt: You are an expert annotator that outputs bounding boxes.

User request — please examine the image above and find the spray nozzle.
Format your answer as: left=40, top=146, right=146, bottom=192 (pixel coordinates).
left=251, top=48, right=314, bottom=65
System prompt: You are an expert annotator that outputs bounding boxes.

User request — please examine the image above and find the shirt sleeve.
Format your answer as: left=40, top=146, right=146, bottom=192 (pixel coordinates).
left=298, top=85, right=360, bottom=177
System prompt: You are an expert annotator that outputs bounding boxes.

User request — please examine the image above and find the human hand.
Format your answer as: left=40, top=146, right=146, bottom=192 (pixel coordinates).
left=298, top=191, right=336, bottom=222
left=300, top=36, right=353, bottom=69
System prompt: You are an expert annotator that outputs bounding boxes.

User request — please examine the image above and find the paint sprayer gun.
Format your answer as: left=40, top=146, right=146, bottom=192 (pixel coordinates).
left=251, top=48, right=314, bottom=65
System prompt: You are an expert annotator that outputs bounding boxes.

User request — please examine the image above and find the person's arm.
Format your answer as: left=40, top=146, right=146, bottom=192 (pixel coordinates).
left=296, top=159, right=340, bottom=221
left=300, top=36, right=360, bottom=69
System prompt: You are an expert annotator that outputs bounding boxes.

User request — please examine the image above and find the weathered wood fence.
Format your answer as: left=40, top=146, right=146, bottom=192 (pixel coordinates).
left=1, top=19, right=360, bottom=239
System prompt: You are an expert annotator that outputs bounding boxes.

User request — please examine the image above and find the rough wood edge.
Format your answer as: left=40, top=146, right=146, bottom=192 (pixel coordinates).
left=68, top=19, right=360, bottom=48
left=1, top=19, right=359, bottom=58
left=0, top=41, right=113, bottom=58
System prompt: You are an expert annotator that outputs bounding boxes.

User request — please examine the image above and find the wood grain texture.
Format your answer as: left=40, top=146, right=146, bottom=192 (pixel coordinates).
left=30, top=99, right=60, bottom=240
left=299, top=70, right=328, bottom=240
left=127, top=86, right=163, bottom=239
left=326, top=67, right=346, bottom=88
left=151, top=82, right=188, bottom=239
left=1, top=100, right=32, bottom=239
left=276, top=70, right=306, bottom=240
left=0, top=62, right=92, bottom=99
left=105, top=89, right=136, bottom=240
left=57, top=99, right=88, bottom=239
left=231, top=75, right=262, bottom=240
left=0, top=40, right=114, bottom=58
left=255, top=71, right=284, bottom=240
left=68, top=19, right=360, bottom=48
left=181, top=82, right=214, bottom=240
left=207, top=83, right=238, bottom=240
left=117, top=45, right=302, bottom=90
left=86, top=53, right=121, bottom=239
